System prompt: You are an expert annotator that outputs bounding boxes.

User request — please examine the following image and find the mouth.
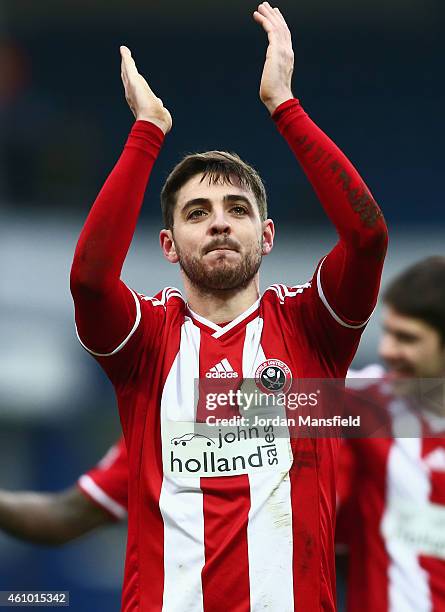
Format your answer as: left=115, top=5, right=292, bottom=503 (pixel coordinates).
left=205, top=245, right=239, bottom=255
left=386, top=369, right=413, bottom=380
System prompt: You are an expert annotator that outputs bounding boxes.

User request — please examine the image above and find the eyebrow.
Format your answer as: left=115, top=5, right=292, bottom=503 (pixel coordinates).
left=181, top=194, right=253, bottom=214
left=382, top=326, right=419, bottom=340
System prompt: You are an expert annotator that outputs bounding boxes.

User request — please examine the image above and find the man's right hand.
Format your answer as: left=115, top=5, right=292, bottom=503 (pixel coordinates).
left=120, top=46, right=172, bottom=135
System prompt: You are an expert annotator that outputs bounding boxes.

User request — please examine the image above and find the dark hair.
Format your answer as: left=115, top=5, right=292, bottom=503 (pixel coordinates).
left=160, top=151, right=267, bottom=229
left=384, top=256, right=445, bottom=340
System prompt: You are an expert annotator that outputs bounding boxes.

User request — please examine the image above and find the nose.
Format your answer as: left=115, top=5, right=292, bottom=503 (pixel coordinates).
left=378, top=333, right=401, bottom=362
left=208, top=209, right=231, bottom=235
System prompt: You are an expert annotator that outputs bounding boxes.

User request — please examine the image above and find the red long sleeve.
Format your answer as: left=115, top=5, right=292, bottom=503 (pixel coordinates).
left=70, top=121, right=164, bottom=353
left=273, top=99, right=388, bottom=323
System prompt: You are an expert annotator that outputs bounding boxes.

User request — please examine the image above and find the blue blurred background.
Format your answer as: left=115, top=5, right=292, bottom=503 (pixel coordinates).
left=1, top=0, right=444, bottom=609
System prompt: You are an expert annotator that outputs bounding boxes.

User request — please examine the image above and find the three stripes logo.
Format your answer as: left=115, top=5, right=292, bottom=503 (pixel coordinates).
left=205, top=358, right=239, bottom=379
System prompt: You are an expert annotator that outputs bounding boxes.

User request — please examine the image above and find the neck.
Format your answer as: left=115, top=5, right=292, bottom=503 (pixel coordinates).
left=183, top=274, right=260, bottom=324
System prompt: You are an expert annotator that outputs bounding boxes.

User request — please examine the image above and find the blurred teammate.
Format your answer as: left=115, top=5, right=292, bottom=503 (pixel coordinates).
left=70, top=3, right=387, bottom=610
left=338, top=257, right=445, bottom=612
left=0, top=438, right=127, bottom=545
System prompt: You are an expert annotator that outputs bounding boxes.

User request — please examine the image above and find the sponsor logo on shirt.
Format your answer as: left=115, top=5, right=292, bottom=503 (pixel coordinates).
left=205, top=358, right=239, bottom=379
left=381, top=497, right=445, bottom=559
left=171, top=433, right=215, bottom=447
left=162, top=420, right=292, bottom=478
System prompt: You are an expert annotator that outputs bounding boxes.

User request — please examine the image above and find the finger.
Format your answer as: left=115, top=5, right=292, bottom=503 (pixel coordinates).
left=258, top=2, right=281, bottom=25
left=257, top=4, right=284, bottom=39
left=273, top=7, right=291, bottom=36
left=121, top=52, right=137, bottom=79
left=253, top=11, right=277, bottom=41
left=121, top=65, right=129, bottom=88
left=120, top=45, right=139, bottom=79
left=257, top=2, right=275, bottom=20
left=253, top=10, right=275, bottom=34
left=273, top=7, right=286, bottom=25
left=120, top=51, right=130, bottom=83
left=262, top=4, right=288, bottom=34
left=253, top=10, right=269, bottom=26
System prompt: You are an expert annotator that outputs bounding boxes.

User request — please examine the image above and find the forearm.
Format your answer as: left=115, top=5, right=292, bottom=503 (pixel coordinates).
left=273, top=99, right=388, bottom=250
left=70, top=121, right=164, bottom=295
left=70, top=121, right=164, bottom=352
left=0, top=490, right=69, bottom=545
left=0, top=488, right=110, bottom=545
left=273, top=99, right=388, bottom=321
left=254, top=5, right=386, bottom=322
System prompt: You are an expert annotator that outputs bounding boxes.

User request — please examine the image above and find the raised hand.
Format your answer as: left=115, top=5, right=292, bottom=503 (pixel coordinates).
left=120, top=46, right=172, bottom=134
left=253, top=3, right=294, bottom=114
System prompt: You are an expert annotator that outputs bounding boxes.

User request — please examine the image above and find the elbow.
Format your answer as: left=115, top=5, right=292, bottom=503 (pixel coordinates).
left=70, top=254, right=112, bottom=300
left=70, top=250, right=89, bottom=295
left=344, top=220, right=388, bottom=260
left=9, top=528, right=73, bottom=547
left=38, top=533, right=74, bottom=547
left=362, top=221, right=388, bottom=260
left=70, top=259, right=82, bottom=296
left=70, top=261, right=91, bottom=298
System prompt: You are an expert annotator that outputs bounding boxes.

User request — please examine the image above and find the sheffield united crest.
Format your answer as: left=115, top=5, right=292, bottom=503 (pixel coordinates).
left=255, top=359, right=292, bottom=394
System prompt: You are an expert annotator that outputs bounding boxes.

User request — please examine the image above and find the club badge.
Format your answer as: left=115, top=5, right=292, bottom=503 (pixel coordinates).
left=255, top=359, right=292, bottom=394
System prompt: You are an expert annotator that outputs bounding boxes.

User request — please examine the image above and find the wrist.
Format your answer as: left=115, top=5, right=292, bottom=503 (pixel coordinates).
left=136, top=115, right=169, bottom=135
left=263, top=91, right=294, bottom=115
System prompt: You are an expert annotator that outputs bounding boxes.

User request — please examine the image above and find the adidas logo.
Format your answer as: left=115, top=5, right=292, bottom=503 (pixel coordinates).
left=205, top=359, right=239, bottom=379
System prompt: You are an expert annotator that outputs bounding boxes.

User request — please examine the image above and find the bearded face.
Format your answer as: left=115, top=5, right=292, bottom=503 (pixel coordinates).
left=175, top=234, right=263, bottom=292
left=161, top=173, right=273, bottom=294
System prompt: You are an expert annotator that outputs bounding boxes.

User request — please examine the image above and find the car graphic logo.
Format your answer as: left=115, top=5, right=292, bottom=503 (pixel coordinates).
left=171, top=433, right=215, bottom=447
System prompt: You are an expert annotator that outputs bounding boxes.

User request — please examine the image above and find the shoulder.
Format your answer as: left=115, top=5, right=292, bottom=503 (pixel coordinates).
left=346, top=364, right=388, bottom=395
left=136, top=286, right=185, bottom=309
left=135, top=287, right=186, bottom=326
left=262, top=281, right=313, bottom=305
left=347, top=363, right=386, bottom=381
left=345, top=364, right=394, bottom=423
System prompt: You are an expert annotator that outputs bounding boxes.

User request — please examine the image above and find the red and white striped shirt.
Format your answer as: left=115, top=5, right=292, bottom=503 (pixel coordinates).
left=338, top=368, right=445, bottom=612
left=71, top=98, right=387, bottom=610
left=77, top=437, right=128, bottom=521
left=84, top=275, right=369, bottom=612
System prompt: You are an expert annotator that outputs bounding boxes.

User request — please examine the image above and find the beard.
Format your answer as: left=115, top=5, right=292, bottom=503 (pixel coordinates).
left=176, top=238, right=263, bottom=292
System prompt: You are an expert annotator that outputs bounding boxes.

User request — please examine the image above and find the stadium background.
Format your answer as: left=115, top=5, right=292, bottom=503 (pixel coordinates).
left=0, top=0, right=443, bottom=609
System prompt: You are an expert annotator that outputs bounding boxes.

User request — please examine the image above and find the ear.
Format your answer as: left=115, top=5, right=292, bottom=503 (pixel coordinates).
left=159, top=229, right=179, bottom=264
left=261, top=219, right=275, bottom=256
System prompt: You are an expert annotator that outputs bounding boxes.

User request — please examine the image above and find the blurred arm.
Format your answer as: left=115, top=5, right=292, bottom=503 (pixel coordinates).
left=0, top=486, right=112, bottom=546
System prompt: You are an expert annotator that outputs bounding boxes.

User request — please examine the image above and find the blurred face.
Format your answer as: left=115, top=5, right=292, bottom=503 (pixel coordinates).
left=378, top=306, right=445, bottom=393
left=160, top=173, right=274, bottom=291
